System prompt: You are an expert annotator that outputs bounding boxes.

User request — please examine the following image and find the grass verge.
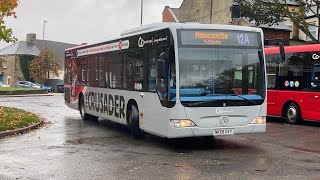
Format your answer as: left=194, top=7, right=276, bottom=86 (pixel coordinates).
left=0, top=106, right=42, bottom=131
left=0, top=87, right=36, bottom=91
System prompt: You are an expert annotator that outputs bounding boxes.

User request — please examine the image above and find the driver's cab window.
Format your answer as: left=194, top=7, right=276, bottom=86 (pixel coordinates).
left=155, top=46, right=176, bottom=107
left=147, top=46, right=175, bottom=92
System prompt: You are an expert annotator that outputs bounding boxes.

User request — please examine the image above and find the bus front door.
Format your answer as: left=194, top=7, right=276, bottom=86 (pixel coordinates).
left=267, top=90, right=280, bottom=116
left=303, top=63, right=320, bottom=121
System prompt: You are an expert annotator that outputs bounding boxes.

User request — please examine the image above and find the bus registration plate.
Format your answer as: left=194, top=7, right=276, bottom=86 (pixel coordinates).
left=213, top=129, right=234, bottom=136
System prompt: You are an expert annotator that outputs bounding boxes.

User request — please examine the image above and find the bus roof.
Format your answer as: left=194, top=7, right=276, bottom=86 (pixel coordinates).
left=265, top=44, right=320, bottom=54
left=65, top=22, right=263, bottom=51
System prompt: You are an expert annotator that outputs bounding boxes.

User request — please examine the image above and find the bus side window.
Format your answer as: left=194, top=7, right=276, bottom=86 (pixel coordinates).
left=124, top=58, right=134, bottom=90
left=107, top=52, right=124, bottom=89
left=127, top=50, right=144, bottom=91
left=99, top=55, right=105, bottom=88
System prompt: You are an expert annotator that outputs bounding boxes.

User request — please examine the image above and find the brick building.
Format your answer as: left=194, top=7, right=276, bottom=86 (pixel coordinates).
left=0, top=34, right=76, bottom=87
left=163, top=0, right=292, bottom=45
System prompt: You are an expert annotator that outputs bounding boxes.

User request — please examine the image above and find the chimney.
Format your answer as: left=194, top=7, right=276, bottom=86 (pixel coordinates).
left=26, top=33, right=36, bottom=43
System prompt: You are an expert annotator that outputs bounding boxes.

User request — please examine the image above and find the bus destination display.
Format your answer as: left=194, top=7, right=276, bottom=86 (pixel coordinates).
left=180, top=30, right=259, bottom=46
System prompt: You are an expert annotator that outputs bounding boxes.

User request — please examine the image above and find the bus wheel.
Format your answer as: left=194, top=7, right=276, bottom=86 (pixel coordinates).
left=129, top=105, right=145, bottom=139
left=284, top=103, right=300, bottom=124
left=80, top=95, right=90, bottom=120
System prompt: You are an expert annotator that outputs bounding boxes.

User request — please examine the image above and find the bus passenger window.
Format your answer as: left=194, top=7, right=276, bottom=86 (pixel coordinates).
left=126, top=50, right=143, bottom=90
left=81, top=67, right=86, bottom=82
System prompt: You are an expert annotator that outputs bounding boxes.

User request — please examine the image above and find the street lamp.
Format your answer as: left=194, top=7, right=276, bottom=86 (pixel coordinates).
left=42, top=20, right=48, bottom=81
left=42, top=20, right=48, bottom=50
left=140, top=0, right=143, bottom=26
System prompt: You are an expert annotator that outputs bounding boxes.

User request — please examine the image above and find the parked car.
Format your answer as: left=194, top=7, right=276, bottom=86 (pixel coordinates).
left=56, top=84, right=64, bottom=93
left=34, top=83, right=54, bottom=92
left=15, top=81, right=41, bottom=89
left=0, top=82, right=10, bottom=87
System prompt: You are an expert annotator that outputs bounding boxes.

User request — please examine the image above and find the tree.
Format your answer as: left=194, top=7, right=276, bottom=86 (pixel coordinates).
left=235, top=0, right=320, bottom=43
left=29, top=48, right=61, bottom=83
left=0, top=0, right=19, bottom=43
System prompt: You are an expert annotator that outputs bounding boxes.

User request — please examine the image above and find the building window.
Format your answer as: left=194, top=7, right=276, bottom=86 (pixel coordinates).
left=3, top=60, right=7, bottom=68
left=306, top=22, right=317, bottom=41
left=6, top=76, right=11, bottom=85
left=1, top=57, right=7, bottom=69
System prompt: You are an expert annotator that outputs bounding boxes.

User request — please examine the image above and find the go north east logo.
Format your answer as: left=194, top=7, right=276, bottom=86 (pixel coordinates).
left=138, top=36, right=168, bottom=48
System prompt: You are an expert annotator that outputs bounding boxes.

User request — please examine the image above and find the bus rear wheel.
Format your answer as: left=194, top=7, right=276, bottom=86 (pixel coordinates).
left=284, top=102, right=300, bottom=124
left=128, top=105, right=145, bottom=139
left=80, top=96, right=98, bottom=121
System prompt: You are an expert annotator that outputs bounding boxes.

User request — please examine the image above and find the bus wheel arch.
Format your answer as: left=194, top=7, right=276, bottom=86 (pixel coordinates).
left=79, top=93, right=98, bottom=121
left=126, top=100, right=144, bottom=139
left=78, top=93, right=84, bottom=111
left=282, top=101, right=301, bottom=124
left=79, top=93, right=88, bottom=120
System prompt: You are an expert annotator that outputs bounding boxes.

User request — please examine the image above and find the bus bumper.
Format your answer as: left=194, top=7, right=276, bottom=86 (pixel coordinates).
left=166, top=124, right=266, bottom=138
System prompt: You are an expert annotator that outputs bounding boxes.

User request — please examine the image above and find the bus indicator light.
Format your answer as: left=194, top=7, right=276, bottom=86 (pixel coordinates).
left=250, top=117, right=266, bottom=124
left=170, top=119, right=196, bottom=128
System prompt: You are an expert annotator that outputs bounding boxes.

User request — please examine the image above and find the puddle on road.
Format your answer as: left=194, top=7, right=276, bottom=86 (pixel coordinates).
left=66, top=138, right=83, bottom=145
left=283, top=144, right=320, bottom=154
left=306, top=168, right=320, bottom=172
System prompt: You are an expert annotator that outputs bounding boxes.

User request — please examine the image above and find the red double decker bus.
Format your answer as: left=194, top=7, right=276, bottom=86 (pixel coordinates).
left=265, top=44, right=320, bottom=124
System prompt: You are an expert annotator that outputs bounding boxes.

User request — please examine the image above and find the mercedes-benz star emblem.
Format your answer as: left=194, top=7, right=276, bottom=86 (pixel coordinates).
left=220, top=116, right=229, bottom=126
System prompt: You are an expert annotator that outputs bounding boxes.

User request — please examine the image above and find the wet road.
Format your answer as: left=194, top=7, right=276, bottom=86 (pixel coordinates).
left=0, top=94, right=319, bottom=180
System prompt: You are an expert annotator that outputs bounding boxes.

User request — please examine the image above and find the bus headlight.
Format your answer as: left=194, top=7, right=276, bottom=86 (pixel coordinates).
left=170, top=119, right=196, bottom=128
left=250, top=116, right=266, bottom=124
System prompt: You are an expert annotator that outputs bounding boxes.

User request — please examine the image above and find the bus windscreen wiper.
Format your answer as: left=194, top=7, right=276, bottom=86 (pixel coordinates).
left=230, top=94, right=258, bottom=105
left=186, top=94, right=258, bottom=107
left=186, top=94, right=228, bottom=107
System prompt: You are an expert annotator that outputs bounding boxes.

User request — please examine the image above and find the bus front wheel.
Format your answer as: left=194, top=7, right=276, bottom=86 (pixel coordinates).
left=284, top=102, right=300, bottom=124
left=128, top=105, right=145, bottom=139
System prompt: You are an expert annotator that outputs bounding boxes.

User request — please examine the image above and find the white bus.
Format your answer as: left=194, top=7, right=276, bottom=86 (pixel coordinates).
left=64, top=23, right=268, bottom=138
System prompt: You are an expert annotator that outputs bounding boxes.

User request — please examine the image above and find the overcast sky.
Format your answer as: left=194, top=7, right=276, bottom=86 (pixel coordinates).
left=0, top=0, right=183, bottom=49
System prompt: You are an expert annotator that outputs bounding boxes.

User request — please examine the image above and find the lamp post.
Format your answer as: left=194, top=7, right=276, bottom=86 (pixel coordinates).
left=140, top=0, right=143, bottom=26
left=42, top=20, right=48, bottom=50
left=42, top=20, right=48, bottom=81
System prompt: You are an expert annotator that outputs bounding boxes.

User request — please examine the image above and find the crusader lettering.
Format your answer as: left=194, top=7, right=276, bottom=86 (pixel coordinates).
left=108, top=94, right=114, bottom=116
left=85, top=92, right=126, bottom=119
left=114, top=95, right=119, bottom=118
